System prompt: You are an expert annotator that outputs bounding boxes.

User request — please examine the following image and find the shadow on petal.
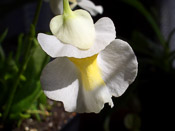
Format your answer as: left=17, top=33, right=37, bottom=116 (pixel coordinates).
left=41, top=57, right=79, bottom=91
left=76, top=82, right=113, bottom=113
left=98, top=39, right=138, bottom=97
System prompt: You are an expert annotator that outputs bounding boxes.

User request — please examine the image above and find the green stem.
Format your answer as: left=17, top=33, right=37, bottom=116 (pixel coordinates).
left=33, top=0, right=43, bottom=27
left=63, top=0, right=74, bottom=18
left=3, top=0, right=43, bottom=121
left=15, top=33, right=24, bottom=62
left=27, top=109, right=49, bottom=116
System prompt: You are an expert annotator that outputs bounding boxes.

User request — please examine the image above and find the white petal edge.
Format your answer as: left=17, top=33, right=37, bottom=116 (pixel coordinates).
left=76, top=85, right=114, bottom=113
left=77, top=0, right=103, bottom=16
left=98, top=39, right=138, bottom=97
left=40, top=57, right=79, bottom=112
left=37, top=17, right=116, bottom=58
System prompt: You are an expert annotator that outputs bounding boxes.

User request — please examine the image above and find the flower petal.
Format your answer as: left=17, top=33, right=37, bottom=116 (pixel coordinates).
left=76, top=85, right=113, bottom=113
left=77, top=0, right=103, bottom=16
left=41, top=57, right=114, bottom=113
left=50, top=9, right=95, bottom=49
left=37, top=17, right=116, bottom=58
left=49, top=0, right=63, bottom=15
left=40, top=57, right=79, bottom=112
left=68, top=55, right=114, bottom=113
left=98, top=39, right=138, bottom=97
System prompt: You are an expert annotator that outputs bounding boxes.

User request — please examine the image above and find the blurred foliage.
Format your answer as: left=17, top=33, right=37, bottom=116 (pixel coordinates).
left=122, top=0, right=175, bottom=73
left=0, top=29, right=50, bottom=124
left=0, top=0, right=50, bottom=128
left=102, top=0, right=175, bottom=131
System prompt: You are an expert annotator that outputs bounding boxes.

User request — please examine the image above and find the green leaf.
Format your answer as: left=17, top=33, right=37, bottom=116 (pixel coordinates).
left=0, top=46, right=5, bottom=62
left=35, top=112, right=41, bottom=121
left=131, top=31, right=162, bottom=57
left=0, top=53, right=19, bottom=106
left=38, top=92, right=47, bottom=105
left=0, top=29, right=8, bottom=62
left=15, top=33, right=24, bottom=62
left=10, top=112, right=31, bottom=120
left=29, top=24, right=36, bottom=38
left=6, top=55, right=19, bottom=74
left=0, top=79, right=7, bottom=106
left=10, top=81, right=42, bottom=115
left=9, top=42, right=49, bottom=120
left=19, top=113, right=31, bottom=119
left=28, top=105, right=41, bottom=121
left=0, top=28, right=8, bottom=44
left=27, top=41, right=49, bottom=78
left=31, top=41, right=48, bottom=75
left=20, top=74, right=26, bottom=81
left=121, top=0, right=166, bottom=47
left=39, top=103, right=46, bottom=111
left=1, top=54, right=19, bottom=81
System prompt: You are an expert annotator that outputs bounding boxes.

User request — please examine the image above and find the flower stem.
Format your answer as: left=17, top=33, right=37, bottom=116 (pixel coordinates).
left=63, top=0, right=74, bottom=18
left=3, top=0, right=43, bottom=121
left=33, top=0, right=43, bottom=27
left=27, top=109, right=50, bottom=116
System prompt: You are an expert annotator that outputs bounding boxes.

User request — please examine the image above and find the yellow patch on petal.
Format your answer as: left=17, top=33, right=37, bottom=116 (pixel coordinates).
left=69, top=54, right=105, bottom=91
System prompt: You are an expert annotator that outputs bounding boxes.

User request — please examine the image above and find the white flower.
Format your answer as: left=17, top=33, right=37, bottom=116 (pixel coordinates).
left=48, top=0, right=103, bottom=16
left=37, top=0, right=138, bottom=113
left=37, top=18, right=138, bottom=113
left=48, top=0, right=96, bottom=50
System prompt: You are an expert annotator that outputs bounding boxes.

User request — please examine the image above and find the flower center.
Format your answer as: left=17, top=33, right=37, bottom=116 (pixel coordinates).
left=69, top=54, right=105, bottom=91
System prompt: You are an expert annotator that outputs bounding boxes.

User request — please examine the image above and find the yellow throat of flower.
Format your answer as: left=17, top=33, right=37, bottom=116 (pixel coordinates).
left=69, top=54, right=105, bottom=91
